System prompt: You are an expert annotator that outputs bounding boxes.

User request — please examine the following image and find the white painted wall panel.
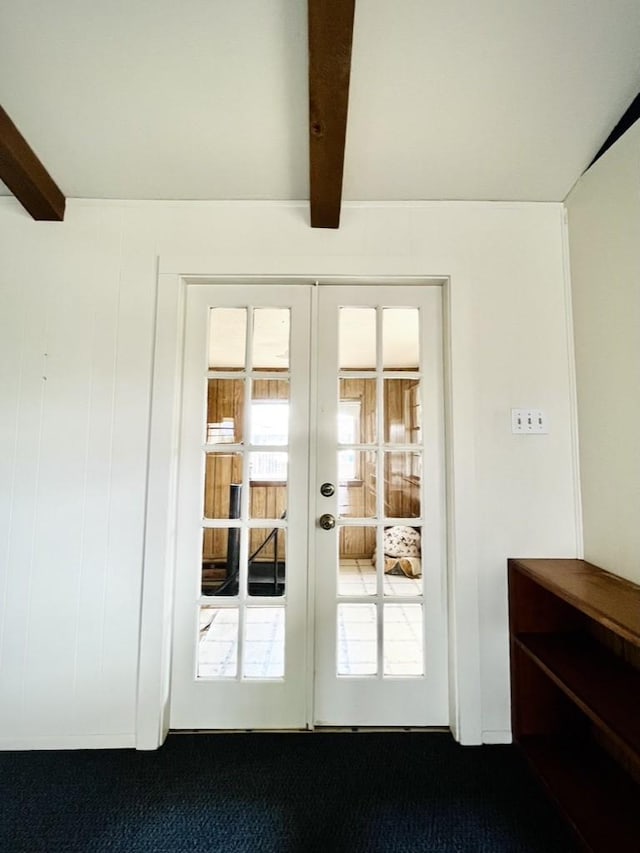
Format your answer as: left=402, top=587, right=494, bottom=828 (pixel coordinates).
left=0, top=264, right=49, bottom=738
left=67, top=214, right=126, bottom=737
left=566, top=123, right=640, bottom=586
left=0, top=207, right=150, bottom=745
left=21, top=275, right=88, bottom=737
left=0, top=199, right=580, bottom=747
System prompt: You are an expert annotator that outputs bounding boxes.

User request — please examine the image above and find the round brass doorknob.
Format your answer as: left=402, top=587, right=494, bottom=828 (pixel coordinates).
left=319, top=513, right=336, bottom=530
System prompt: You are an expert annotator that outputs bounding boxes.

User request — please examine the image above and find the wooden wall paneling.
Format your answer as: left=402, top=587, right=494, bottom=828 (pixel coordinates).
left=234, top=381, right=245, bottom=443
left=203, top=452, right=242, bottom=560
left=207, top=378, right=245, bottom=443
left=384, top=378, right=419, bottom=443
left=342, top=525, right=362, bottom=557
left=340, top=526, right=375, bottom=561
left=384, top=378, right=403, bottom=443
left=202, top=529, right=214, bottom=562
left=266, top=484, right=276, bottom=521
left=250, top=484, right=267, bottom=522
left=337, top=378, right=375, bottom=558
left=340, top=377, right=376, bottom=440
left=249, top=527, right=287, bottom=564
left=249, top=485, right=287, bottom=558
left=248, top=484, right=287, bottom=521
left=407, top=380, right=421, bottom=443
left=338, top=378, right=421, bottom=530
left=364, top=468, right=376, bottom=519
left=272, top=483, right=287, bottom=518
left=252, top=378, right=289, bottom=400
left=384, top=453, right=402, bottom=519
left=250, top=525, right=272, bottom=561
left=206, top=377, right=219, bottom=421
left=364, top=528, right=376, bottom=556
left=205, top=379, right=244, bottom=551
left=382, top=380, right=420, bottom=519
left=399, top=453, right=409, bottom=519
left=364, top=379, right=376, bottom=443
left=339, top=379, right=356, bottom=402
left=339, top=481, right=364, bottom=517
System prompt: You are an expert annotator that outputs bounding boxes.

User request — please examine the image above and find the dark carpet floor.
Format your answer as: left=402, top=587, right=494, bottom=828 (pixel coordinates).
left=0, top=732, right=578, bottom=853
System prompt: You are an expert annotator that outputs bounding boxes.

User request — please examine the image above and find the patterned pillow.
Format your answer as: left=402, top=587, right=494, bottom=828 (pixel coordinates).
left=383, top=525, right=421, bottom=557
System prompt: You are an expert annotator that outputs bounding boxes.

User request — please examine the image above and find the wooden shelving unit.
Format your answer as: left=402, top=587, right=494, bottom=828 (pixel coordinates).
left=508, top=558, right=640, bottom=853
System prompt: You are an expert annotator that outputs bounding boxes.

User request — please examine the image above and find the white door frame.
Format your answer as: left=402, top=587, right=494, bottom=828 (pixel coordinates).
left=136, top=272, right=482, bottom=749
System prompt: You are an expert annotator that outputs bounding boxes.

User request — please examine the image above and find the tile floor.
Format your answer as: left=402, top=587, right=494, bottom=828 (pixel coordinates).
left=338, top=558, right=422, bottom=597
left=198, top=559, right=424, bottom=679
left=198, top=606, right=285, bottom=679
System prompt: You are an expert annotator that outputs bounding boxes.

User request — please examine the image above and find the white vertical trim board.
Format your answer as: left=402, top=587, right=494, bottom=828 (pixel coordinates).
left=442, top=278, right=483, bottom=744
left=305, top=282, right=320, bottom=730
left=561, top=208, right=584, bottom=560
left=136, top=273, right=187, bottom=749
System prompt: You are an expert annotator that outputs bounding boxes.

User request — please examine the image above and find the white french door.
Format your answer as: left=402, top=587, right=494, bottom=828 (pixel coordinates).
left=313, top=286, right=447, bottom=725
left=169, top=282, right=447, bottom=730
left=170, top=285, right=311, bottom=729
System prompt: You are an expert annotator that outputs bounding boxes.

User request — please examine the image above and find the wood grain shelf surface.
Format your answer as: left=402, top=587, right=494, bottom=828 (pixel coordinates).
left=508, top=558, right=640, bottom=644
left=514, top=632, right=640, bottom=760
left=520, top=736, right=640, bottom=853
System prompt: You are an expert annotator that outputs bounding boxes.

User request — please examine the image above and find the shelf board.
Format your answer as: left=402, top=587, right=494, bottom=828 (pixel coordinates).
left=514, top=632, right=640, bottom=764
left=520, top=736, right=640, bottom=853
left=509, top=559, right=640, bottom=645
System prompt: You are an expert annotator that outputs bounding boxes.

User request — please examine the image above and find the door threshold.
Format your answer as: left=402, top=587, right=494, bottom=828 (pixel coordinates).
left=314, top=726, right=450, bottom=733
left=170, top=726, right=450, bottom=735
left=170, top=728, right=307, bottom=735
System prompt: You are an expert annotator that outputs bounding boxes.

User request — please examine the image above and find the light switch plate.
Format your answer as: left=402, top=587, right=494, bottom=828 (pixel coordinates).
left=511, top=409, right=548, bottom=434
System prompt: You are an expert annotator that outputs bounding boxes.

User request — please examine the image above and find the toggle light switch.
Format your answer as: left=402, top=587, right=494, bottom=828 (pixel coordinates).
left=511, top=409, right=548, bottom=434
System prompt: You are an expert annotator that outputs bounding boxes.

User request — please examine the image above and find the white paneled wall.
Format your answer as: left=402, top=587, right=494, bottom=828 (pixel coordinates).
left=0, top=207, right=154, bottom=746
left=566, top=123, right=640, bottom=585
left=0, top=199, right=580, bottom=748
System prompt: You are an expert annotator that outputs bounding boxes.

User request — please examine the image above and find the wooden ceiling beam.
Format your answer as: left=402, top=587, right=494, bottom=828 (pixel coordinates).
left=0, top=104, right=65, bottom=221
left=308, top=0, right=356, bottom=229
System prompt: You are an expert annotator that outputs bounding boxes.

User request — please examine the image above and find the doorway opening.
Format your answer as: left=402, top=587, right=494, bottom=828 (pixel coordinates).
left=169, top=283, right=448, bottom=731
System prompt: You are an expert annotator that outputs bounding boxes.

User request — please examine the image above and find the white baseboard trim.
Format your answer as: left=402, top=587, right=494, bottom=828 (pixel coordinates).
left=0, top=734, right=136, bottom=751
left=482, top=730, right=512, bottom=744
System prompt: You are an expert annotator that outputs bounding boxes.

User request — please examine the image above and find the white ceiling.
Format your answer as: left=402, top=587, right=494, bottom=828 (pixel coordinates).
left=1, top=1, right=639, bottom=203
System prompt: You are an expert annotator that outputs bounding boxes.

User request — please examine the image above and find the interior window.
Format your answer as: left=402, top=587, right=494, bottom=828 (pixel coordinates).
left=248, top=400, right=361, bottom=481
left=249, top=401, right=288, bottom=481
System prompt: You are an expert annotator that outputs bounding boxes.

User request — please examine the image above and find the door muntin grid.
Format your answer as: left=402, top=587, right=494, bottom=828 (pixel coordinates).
left=336, top=306, right=425, bottom=679
left=198, top=306, right=292, bottom=680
